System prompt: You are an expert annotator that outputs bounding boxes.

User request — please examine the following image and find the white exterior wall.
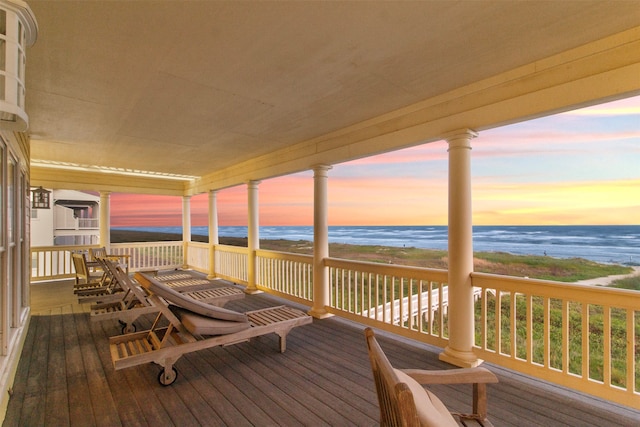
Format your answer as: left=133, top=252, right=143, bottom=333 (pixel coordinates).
left=29, top=189, right=100, bottom=247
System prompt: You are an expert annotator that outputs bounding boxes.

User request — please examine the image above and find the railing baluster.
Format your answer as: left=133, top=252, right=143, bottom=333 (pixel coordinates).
left=582, top=302, right=589, bottom=380
left=543, top=296, right=550, bottom=369
left=603, top=305, right=611, bottom=387
left=562, top=299, right=569, bottom=374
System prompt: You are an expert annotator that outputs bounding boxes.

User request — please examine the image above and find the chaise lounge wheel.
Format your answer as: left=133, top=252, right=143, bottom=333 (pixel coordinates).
left=158, top=367, right=178, bottom=386
left=121, top=323, right=136, bottom=334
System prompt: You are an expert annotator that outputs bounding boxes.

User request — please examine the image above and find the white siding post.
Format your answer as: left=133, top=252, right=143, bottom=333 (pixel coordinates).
left=99, top=191, right=110, bottom=250
left=208, top=190, right=219, bottom=279
left=182, top=195, right=191, bottom=269
left=309, top=164, right=333, bottom=319
left=246, top=180, right=262, bottom=294
left=440, top=129, right=482, bottom=368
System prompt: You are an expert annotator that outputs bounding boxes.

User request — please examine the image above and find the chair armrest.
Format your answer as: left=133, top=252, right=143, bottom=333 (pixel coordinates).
left=401, top=367, right=498, bottom=385
left=402, top=367, right=498, bottom=421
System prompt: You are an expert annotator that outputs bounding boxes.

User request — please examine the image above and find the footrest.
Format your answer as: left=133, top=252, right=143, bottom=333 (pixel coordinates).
left=110, top=328, right=168, bottom=370
left=247, top=306, right=310, bottom=326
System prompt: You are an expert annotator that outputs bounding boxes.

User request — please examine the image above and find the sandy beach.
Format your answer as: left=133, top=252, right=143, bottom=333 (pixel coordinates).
left=574, top=266, right=640, bottom=286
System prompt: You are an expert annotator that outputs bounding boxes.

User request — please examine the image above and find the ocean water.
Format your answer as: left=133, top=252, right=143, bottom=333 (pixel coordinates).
left=113, top=225, right=640, bottom=266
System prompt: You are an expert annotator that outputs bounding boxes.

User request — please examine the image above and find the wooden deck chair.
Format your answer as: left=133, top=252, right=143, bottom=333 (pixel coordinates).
left=110, top=272, right=312, bottom=386
left=92, top=259, right=245, bottom=334
left=71, top=253, right=105, bottom=292
left=75, top=256, right=125, bottom=304
left=89, top=246, right=130, bottom=273
left=364, top=328, right=498, bottom=427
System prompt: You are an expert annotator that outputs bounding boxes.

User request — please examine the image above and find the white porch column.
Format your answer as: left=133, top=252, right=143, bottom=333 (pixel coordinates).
left=182, top=195, right=191, bottom=269
left=99, top=191, right=111, bottom=250
left=207, top=190, right=219, bottom=279
left=440, top=129, right=481, bottom=368
left=309, top=164, right=334, bottom=319
left=245, top=180, right=261, bottom=294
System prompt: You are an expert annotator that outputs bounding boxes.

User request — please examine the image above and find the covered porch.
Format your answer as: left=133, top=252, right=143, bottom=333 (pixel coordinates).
left=5, top=278, right=639, bottom=426
left=0, top=0, right=634, bottom=424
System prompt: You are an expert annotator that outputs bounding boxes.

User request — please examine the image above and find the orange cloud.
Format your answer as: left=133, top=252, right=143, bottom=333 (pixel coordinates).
left=473, top=179, right=640, bottom=225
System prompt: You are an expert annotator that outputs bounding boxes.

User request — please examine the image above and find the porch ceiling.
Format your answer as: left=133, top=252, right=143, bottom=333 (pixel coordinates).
left=25, top=1, right=640, bottom=193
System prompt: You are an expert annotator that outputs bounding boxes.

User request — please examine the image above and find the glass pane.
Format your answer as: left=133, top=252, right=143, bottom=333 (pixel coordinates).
left=0, top=10, right=6, bottom=36
left=18, top=51, right=23, bottom=80
left=0, top=143, right=3, bottom=246
left=0, top=39, right=5, bottom=71
left=0, top=75, right=5, bottom=100
left=18, top=84, right=23, bottom=108
left=7, top=157, right=13, bottom=244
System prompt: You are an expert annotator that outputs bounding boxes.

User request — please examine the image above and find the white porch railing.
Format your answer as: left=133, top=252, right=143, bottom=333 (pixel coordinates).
left=110, top=242, right=183, bottom=271
left=471, top=272, right=639, bottom=409
left=213, top=244, right=248, bottom=285
left=256, top=249, right=313, bottom=304
left=30, top=242, right=185, bottom=281
left=186, top=241, right=210, bottom=275
left=29, top=242, right=639, bottom=409
left=325, top=257, right=450, bottom=349
left=30, top=244, right=96, bottom=281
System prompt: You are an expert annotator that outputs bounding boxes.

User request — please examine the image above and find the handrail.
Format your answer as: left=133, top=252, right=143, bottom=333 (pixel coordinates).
left=325, top=257, right=450, bottom=348
left=30, top=244, right=99, bottom=281
left=256, top=249, right=313, bottom=304
left=471, top=272, right=639, bottom=408
left=29, top=242, right=639, bottom=409
left=213, top=244, right=248, bottom=285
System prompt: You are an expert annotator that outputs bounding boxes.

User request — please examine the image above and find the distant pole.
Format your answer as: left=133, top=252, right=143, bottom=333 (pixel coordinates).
left=208, top=190, right=219, bottom=279
left=246, top=180, right=262, bottom=294
left=99, top=191, right=110, bottom=250
left=309, top=164, right=333, bottom=319
left=440, top=129, right=481, bottom=368
left=182, top=196, right=191, bottom=269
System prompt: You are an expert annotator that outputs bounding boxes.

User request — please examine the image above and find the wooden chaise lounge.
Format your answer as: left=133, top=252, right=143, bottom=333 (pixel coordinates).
left=365, top=328, right=498, bottom=426
left=109, top=272, right=312, bottom=385
left=91, top=260, right=244, bottom=334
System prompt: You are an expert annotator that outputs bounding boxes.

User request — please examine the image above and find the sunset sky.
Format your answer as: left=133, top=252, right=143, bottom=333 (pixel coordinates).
left=110, top=95, right=640, bottom=227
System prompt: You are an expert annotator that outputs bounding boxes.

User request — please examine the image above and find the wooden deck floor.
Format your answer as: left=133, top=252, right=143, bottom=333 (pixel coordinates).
left=4, top=278, right=639, bottom=426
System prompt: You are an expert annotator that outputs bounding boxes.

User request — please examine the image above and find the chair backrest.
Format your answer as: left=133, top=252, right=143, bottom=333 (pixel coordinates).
left=72, top=253, right=90, bottom=282
left=365, top=328, right=421, bottom=426
left=101, top=258, right=150, bottom=307
left=89, top=247, right=107, bottom=261
left=365, top=328, right=463, bottom=427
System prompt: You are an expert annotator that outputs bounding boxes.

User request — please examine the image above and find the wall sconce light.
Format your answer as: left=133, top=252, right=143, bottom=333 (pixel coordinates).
left=31, top=186, right=50, bottom=209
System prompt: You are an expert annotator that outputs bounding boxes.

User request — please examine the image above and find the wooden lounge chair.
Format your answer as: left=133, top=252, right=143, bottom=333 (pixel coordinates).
left=364, top=328, right=498, bottom=427
left=109, top=272, right=312, bottom=386
left=71, top=252, right=103, bottom=289
left=74, top=255, right=131, bottom=304
left=91, top=259, right=245, bottom=334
